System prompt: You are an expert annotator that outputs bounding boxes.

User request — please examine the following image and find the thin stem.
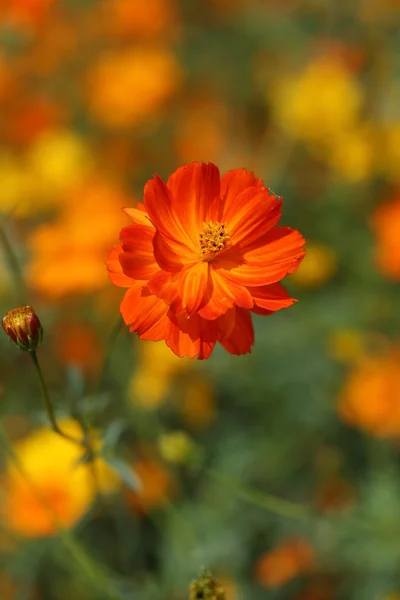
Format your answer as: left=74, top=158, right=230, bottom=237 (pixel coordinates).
left=31, top=351, right=105, bottom=507
left=207, top=469, right=396, bottom=539
left=92, top=315, right=125, bottom=394
left=0, top=218, right=26, bottom=298
left=73, top=406, right=104, bottom=507
left=208, top=468, right=311, bottom=521
left=30, top=350, right=82, bottom=446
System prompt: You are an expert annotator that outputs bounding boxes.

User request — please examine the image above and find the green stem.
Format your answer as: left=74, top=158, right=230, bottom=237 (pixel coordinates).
left=207, top=469, right=392, bottom=538
left=92, top=315, right=124, bottom=394
left=208, top=468, right=311, bottom=520
left=0, top=219, right=25, bottom=298
left=30, top=351, right=82, bottom=446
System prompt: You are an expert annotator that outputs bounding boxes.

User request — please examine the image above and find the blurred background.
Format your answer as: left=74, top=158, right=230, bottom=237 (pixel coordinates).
left=1, top=0, right=400, bottom=598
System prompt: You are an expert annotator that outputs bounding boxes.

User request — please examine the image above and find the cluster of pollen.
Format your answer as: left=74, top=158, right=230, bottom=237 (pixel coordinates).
left=199, top=221, right=230, bottom=258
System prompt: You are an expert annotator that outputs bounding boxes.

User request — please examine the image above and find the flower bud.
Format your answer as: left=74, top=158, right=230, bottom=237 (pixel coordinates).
left=189, top=571, right=225, bottom=600
left=2, top=306, right=43, bottom=351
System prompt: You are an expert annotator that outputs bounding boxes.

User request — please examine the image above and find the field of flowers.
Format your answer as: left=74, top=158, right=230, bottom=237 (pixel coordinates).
left=1, top=1, right=400, bottom=599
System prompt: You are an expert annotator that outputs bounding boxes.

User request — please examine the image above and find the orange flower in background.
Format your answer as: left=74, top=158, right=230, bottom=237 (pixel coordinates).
left=315, top=477, right=356, bottom=512
left=107, top=161, right=306, bottom=359
left=0, top=0, right=55, bottom=33
left=175, top=95, right=228, bottom=164
left=372, top=192, right=400, bottom=279
left=255, top=538, right=315, bottom=589
left=87, top=48, right=181, bottom=129
left=52, top=321, right=104, bottom=375
left=125, top=458, right=175, bottom=514
left=338, top=350, right=400, bottom=437
left=28, top=179, right=129, bottom=298
left=0, top=574, right=15, bottom=600
left=104, top=0, right=179, bottom=39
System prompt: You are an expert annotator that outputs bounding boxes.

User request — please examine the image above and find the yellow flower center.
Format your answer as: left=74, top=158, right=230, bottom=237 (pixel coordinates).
left=199, top=222, right=230, bottom=259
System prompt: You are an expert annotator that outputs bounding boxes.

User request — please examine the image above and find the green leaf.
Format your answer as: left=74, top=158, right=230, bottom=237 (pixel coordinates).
left=103, top=456, right=142, bottom=492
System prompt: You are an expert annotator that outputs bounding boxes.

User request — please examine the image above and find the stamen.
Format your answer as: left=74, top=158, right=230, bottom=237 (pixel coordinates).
left=199, top=221, right=230, bottom=259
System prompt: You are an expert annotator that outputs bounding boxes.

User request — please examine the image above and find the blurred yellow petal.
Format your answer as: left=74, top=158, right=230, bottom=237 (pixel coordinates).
left=2, top=419, right=119, bottom=537
left=289, top=243, right=337, bottom=288
left=270, top=55, right=363, bottom=147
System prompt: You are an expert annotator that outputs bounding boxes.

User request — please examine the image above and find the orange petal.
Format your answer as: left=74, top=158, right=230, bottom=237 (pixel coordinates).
left=153, top=229, right=197, bottom=273
left=251, top=306, right=273, bottom=316
left=147, top=269, right=184, bottom=313
left=220, top=168, right=263, bottom=215
left=198, top=268, right=253, bottom=319
left=119, top=225, right=159, bottom=281
left=122, top=203, right=153, bottom=227
left=175, top=261, right=211, bottom=315
left=167, top=161, right=222, bottom=234
left=215, top=307, right=236, bottom=340
left=106, top=245, right=134, bottom=287
left=249, top=282, right=297, bottom=311
left=217, top=227, right=306, bottom=286
left=219, top=308, right=254, bottom=355
left=120, top=283, right=169, bottom=341
left=144, top=174, right=195, bottom=248
left=224, top=187, right=282, bottom=247
left=165, top=312, right=217, bottom=359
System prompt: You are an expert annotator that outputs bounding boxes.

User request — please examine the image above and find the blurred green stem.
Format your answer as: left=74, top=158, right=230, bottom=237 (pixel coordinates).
left=208, top=468, right=311, bottom=521
left=0, top=218, right=25, bottom=299
left=30, top=350, right=82, bottom=446
left=93, top=315, right=124, bottom=394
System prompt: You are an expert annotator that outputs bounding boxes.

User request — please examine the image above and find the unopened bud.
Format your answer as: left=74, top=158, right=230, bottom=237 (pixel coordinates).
left=2, top=306, right=43, bottom=352
left=189, top=571, right=225, bottom=600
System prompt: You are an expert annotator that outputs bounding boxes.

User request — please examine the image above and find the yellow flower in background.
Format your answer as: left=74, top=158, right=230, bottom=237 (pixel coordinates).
left=138, top=341, right=192, bottom=379
left=26, top=129, right=94, bottom=197
left=129, top=368, right=170, bottom=409
left=1, top=419, right=119, bottom=537
left=0, top=153, right=37, bottom=217
left=289, top=242, right=337, bottom=288
left=129, top=341, right=192, bottom=408
left=338, top=350, right=400, bottom=438
left=270, top=55, right=363, bottom=147
left=181, top=378, right=216, bottom=430
left=328, top=329, right=366, bottom=363
left=87, top=47, right=182, bottom=128
left=0, top=131, right=93, bottom=217
left=158, top=431, right=194, bottom=464
left=328, top=125, right=375, bottom=182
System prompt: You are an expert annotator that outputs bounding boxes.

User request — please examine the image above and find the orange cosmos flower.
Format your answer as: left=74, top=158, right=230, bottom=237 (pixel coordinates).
left=255, top=538, right=315, bottom=589
left=107, top=162, right=305, bottom=359
left=372, top=191, right=400, bottom=280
